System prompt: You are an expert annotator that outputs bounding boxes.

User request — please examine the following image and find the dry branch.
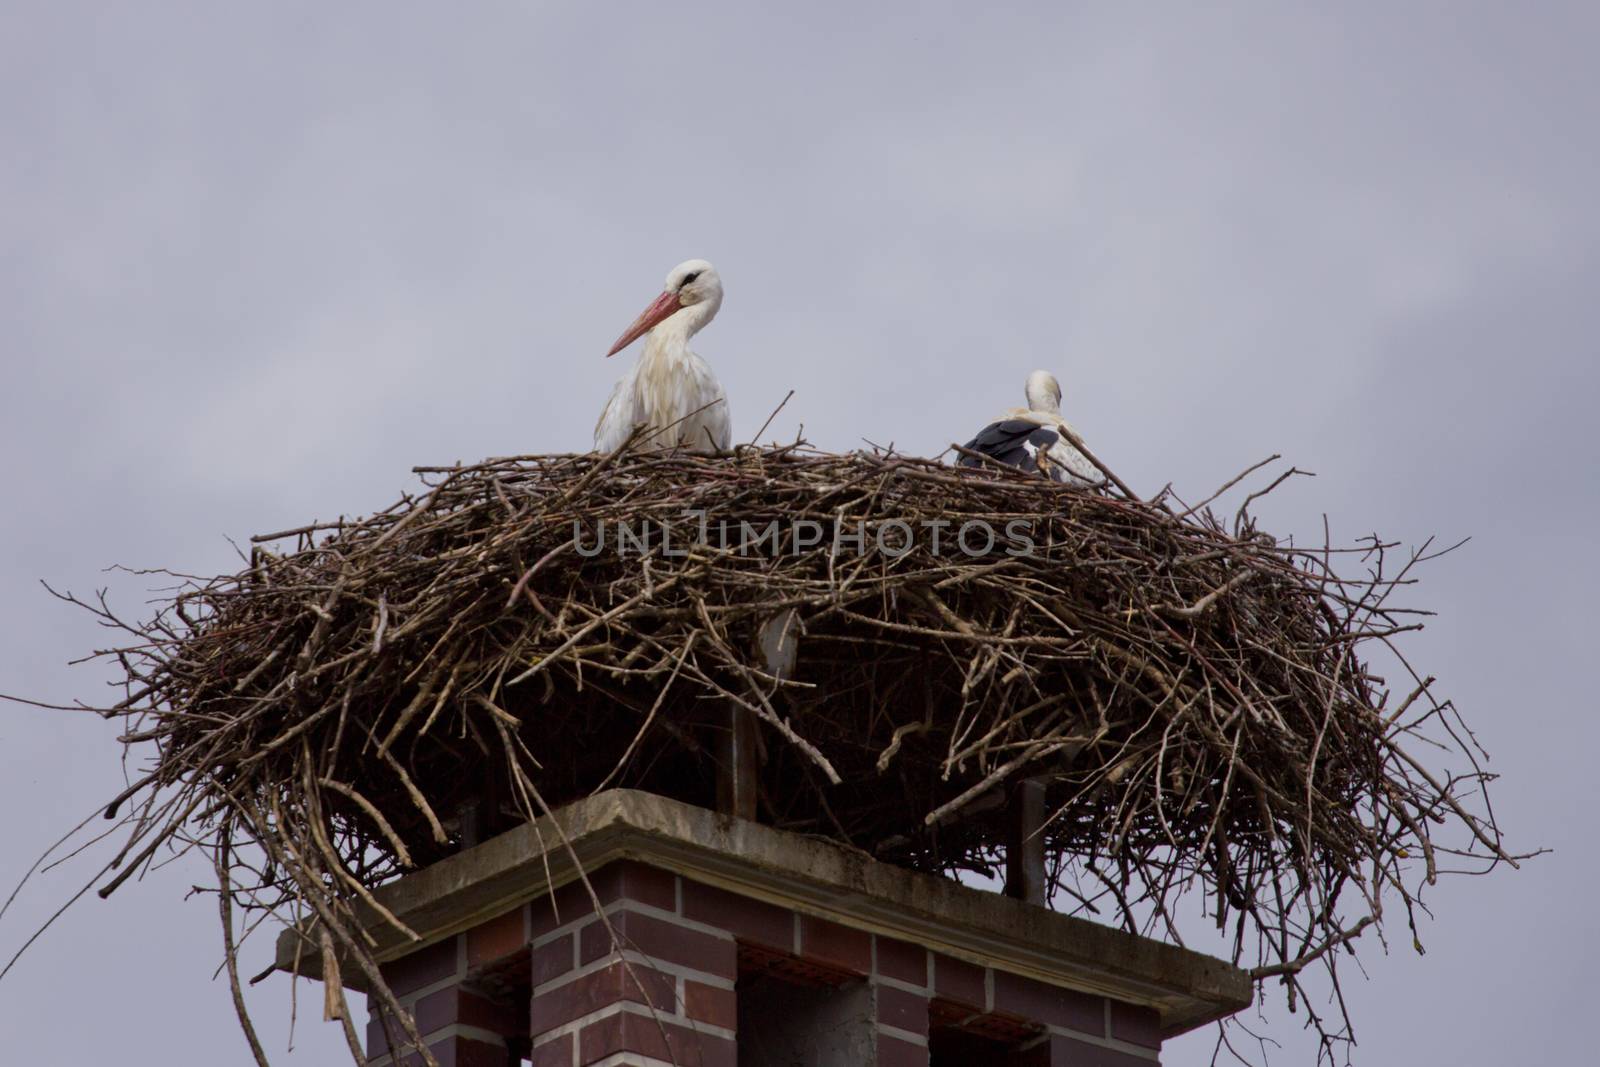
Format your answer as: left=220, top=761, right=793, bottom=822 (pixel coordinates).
left=8, top=443, right=1526, bottom=1066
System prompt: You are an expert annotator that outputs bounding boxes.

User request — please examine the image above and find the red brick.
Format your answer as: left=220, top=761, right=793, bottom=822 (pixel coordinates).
left=366, top=1012, right=403, bottom=1058
left=875, top=935, right=928, bottom=986
left=528, top=863, right=677, bottom=942
left=531, top=961, right=675, bottom=1031
left=529, top=1031, right=572, bottom=1067
left=395, top=1035, right=505, bottom=1067
left=1044, top=1034, right=1157, bottom=1067
left=685, top=979, right=737, bottom=1029
left=932, top=953, right=986, bottom=1008
left=580, top=1009, right=737, bottom=1067
left=529, top=877, right=594, bottom=938
left=1013, top=1037, right=1053, bottom=1067
left=877, top=1032, right=928, bottom=1067
left=380, top=937, right=459, bottom=997
left=992, top=971, right=1103, bottom=1034
left=681, top=879, right=794, bottom=950
left=579, top=908, right=737, bottom=978
left=466, top=905, right=527, bottom=967
left=877, top=985, right=929, bottom=1037
left=799, top=915, right=870, bottom=974
left=588, top=860, right=679, bottom=912
left=447, top=1037, right=507, bottom=1067
left=412, top=985, right=521, bottom=1037
left=532, top=931, right=575, bottom=987
left=1109, top=1000, right=1161, bottom=1048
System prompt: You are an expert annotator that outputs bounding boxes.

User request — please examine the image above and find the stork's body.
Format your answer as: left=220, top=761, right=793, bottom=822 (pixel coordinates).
left=594, top=259, right=731, bottom=453
left=960, top=370, right=1103, bottom=488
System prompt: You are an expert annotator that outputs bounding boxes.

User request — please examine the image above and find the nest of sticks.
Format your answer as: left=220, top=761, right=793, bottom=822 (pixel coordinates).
left=22, top=443, right=1522, bottom=1063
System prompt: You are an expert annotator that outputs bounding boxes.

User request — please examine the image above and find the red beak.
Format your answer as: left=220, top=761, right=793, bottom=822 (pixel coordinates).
left=606, top=290, right=682, bottom=356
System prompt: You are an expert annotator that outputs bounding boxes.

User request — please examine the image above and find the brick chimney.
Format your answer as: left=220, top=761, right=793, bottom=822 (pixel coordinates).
left=278, top=791, right=1250, bottom=1066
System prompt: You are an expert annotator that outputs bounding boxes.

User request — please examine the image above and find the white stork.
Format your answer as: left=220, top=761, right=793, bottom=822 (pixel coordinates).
left=594, top=258, right=731, bottom=453
left=958, top=370, right=1104, bottom=488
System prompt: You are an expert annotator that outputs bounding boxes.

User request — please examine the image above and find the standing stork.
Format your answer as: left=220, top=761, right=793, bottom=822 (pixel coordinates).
left=958, top=370, right=1104, bottom=488
left=594, top=258, right=732, bottom=453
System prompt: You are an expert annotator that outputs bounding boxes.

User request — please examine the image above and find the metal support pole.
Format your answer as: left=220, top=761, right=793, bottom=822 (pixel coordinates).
left=718, top=705, right=759, bottom=821
left=1004, top=777, right=1047, bottom=906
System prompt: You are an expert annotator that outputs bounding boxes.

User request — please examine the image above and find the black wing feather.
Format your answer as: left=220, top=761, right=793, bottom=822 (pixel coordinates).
left=959, top=419, right=1060, bottom=474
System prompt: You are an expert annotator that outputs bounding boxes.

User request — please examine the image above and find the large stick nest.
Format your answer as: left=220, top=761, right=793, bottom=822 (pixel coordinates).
left=28, top=444, right=1522, bottom=1063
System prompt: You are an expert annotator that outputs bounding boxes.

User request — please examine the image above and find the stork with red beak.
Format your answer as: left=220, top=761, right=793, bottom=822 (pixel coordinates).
left=594, top=258, right=732, bottom=453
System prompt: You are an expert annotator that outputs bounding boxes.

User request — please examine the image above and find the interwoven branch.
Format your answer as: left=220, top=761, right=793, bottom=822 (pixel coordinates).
left=11, top=444, right=1525, bottom=1065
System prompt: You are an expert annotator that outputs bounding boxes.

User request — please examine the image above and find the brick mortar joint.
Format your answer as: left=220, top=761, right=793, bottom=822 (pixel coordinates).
left=530, top=1000, right=736, bottom=1046
left=534, top=950, right=735, bottom=996
left=1046, top=1023, right=1162, bottom=1061
left=366, top=971, right=467, bottom=1032
left=373, top=1021, right=509, bottom=1058
left=534, top=897, right=736, bottom=950
left=875, top=1023, right=930, bottom=1047
left=872, top=974, right=931, bottom=996
left=587, top=1054, right=682, bottom=1067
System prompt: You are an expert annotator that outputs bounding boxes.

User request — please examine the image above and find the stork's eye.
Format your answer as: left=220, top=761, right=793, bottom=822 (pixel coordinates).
left=680, top=271, right=700, bottom=287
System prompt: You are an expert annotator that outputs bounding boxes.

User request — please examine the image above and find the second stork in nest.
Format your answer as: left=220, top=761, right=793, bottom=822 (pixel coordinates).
left=960, top=370, right=1103, bottom=488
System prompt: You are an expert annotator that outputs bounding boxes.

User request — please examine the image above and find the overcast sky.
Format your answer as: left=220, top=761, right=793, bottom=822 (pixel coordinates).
left=3, top=3, right=1596, bottom=1064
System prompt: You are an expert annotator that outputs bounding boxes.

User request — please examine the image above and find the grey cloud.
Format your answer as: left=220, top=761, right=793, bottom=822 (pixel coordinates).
left=2, top=3, right=1594, bottom=1063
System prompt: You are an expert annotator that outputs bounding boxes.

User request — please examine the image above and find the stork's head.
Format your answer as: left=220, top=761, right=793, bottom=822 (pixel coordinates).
left=606, top=258, right=724, bottom=356
left=667, top=259, right=721, bottom=309
left=1024, top=370, right=1063, bottom=414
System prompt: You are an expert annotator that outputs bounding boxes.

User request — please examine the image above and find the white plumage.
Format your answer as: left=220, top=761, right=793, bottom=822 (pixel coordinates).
left=959, top=370, right=1103, bottom=488
left=594, top=259, right=731, bottom=453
